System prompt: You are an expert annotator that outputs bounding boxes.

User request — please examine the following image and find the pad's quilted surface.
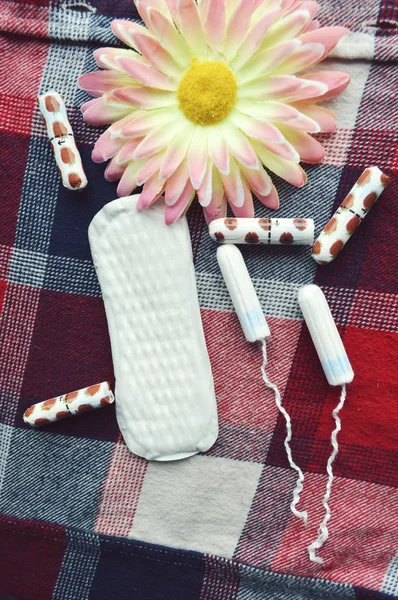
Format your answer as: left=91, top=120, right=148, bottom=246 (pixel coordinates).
left=89, top=196, right=218, bottom=460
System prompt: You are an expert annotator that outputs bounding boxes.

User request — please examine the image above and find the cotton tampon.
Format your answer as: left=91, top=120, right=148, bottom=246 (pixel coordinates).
left=217, top=244, right=307, bottom=524
left=38, top=90, right=88, bottom=191
left=298, top=285, right=354, bottom=386
left=210, top=217, right=314, bottom=245
left=23, top=381, right=114, bottom=427
left=298, top=284, right=354, bottom=563
left=217, top=245, right=270, bottom=342
left=312, top=167, right=389, bottom=265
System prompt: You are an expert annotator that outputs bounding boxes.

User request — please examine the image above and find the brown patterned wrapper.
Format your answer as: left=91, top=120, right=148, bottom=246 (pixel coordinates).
left=23, top=381, right=114, bottom=428
left=38, top=90, right=88, bottom=191
left=209, top=218, right=314, bottom=245
left=312, top=166, right=390, bottom=265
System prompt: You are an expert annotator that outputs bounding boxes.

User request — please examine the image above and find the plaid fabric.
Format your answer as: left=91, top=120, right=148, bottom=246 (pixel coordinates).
left=0, top=0, right=397, bottom=598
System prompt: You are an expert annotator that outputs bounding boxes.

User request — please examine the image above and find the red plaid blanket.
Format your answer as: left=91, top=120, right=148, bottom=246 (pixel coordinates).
left=0, top=1, right=397, bottom=599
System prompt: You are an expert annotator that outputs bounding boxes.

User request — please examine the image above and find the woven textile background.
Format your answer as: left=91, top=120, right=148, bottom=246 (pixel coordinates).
left=0, top=0, right=397, bottom=598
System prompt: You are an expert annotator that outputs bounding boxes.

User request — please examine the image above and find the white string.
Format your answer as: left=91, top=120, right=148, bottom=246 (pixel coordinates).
left=261, top=340, right=308, bottom=524
left=308, top=384, right=347, bottom=564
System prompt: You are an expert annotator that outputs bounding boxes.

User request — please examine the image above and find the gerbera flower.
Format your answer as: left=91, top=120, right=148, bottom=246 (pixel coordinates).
left=79, top=0, right=349, bottom=224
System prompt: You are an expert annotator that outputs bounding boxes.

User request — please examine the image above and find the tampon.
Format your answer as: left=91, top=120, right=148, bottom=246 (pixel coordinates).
left=210, top=217, right=314, bottom=245
left=23, top=381, right=114, bottom=427
left=298, top=284, right=354, bottom=564
left=217, top=244, right=270, bottom=342
left=312, top=167, right=389, bottom=264
left=298, top=285, right=354, bottom=386
left=38, top=90, right=88, bottom=191
left=217, top=244, right=307, bottom=524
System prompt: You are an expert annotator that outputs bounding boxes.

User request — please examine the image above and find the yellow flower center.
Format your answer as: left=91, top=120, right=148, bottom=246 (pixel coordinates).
left=177, top=59, right=237, bottom=126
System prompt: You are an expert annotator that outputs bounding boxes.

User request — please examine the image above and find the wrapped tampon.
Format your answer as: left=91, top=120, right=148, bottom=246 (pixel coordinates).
left=298, top=284, right=354, bottom=564
left=312, top=167, right=389, bottom=264
left=210, top=218, right=314, bottom=245
left=38, top=90, right=88, bottom=191
left=23, top=381, right=114, bottom=427
left=217, top=245, right=270, bottom=342
left=298, top=285, right=354, bottom=386
left=217, top=244, right=307, bottom=524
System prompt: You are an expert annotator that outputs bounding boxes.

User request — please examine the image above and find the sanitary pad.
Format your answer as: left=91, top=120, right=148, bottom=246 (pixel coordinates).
left=89, top=196, right=218, bottom=461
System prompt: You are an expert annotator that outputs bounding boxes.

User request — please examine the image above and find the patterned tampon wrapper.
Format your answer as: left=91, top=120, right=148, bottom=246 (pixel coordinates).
left=217, top=245, right=270, bottom=343
left=312, top=166, right=390, bottom=264
left=23, top=381, right=114, bottom=427
left=209, top=217, right=314, bottom=245
left=298, top=285, right=354, bottom=386
left=38, top=90, right=88, bottom=191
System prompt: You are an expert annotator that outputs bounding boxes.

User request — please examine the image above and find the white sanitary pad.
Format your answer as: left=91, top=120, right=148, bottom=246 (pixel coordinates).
left=89, top=196, right=219, bottom=461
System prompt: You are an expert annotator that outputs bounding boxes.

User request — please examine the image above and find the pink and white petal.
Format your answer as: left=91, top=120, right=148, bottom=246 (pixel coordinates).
left=117, top=161, right=142, bottom=196
left=116, top=138, right=146, bottom=164
left=222, top=124, right=259, bottom=169
left=280, top=0, right=298, bottom=13
left=264, top=9, right=311, bottom=48
left=230, top=176, right=254, bottom=218
left=83, top=97, right=133, bottom=125
left=121, top=108, right=178, bottom=139
left=220, top=156, right=245, bottom=208
left=303, top=18, right=319, bottom=32
left=81, top=97, right=100, bottom=114
left=239, top=75, right=303, bottom=100
left=115, top=57, right=176, bottom=90
left=187, top=127, right=208, bottom=189
left=136, top=172, right=165, bottom=209
left=141, top=0, right=173, bottom=16
left=231, top=8, right=281, bottom=70
left=278, top=128, right=325, bottom=163
left=111, top=20, right=142, bottom=48
left=260, top=138, right=300, bottom=162
left=208, top=128, right=230, bottom=174
left=223, top=0, right=258, bottom=59
left=253, top=142, right=307, bottom=187
left=165, top=180, right=195, bottom=225
left=165, top=159, right=190, bottom=205
left=203, top=0, right=226, bottom=51
left=299, top=26, right=349, bottom=54
left=94, top=48, right=139, bottom=71
left=274, top=42, right=325, bottom=75
left=297, top=70, right=350, bottom=101
left=240, top=163, right=272, bottom=196
left=112, top=86, right=176, bottom=109
left=92, top=129, right=126, bottom=162
left=197, top=159, right=213, bottom=207
left=279, top=79, right=328, bottom=102
left=160, top=126, right=193, bottom=178
left=78, top=70, right=134, bottom=97
left=231, top=110, right=284, bottom=143
left=237, top=99, right=300, bottom=122
left=131, top=30, right=182, bottom=78
left=147, top=7, right=192, bottom=66
left=176, top=0, right=205, bottom=50
left=198, top=0, right=209, bottom=20
left=238, top=39, right=301, bottom=82
left=256, top=184, right=280, bottom=210
left=133, top=121, right=183, bottom=159
left=273, top=113, right=320, bottom=133
left=136, top=1, right=157, bottom=31
left=292, top=103, right=336, bottom=132
left=164, top=0, right=181, bottom=28
left=105, top=157, right=127, bottom=182
left=203, top=167, right=227, bottom=224
left=108, top=112, right=144, bottom=138
left=137, top=151, right=166, bottom=185
left=294, top=1, right=319, bottom=19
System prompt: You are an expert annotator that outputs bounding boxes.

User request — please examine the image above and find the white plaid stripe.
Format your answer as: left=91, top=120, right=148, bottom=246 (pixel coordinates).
left=53, top=530, right=101, bottom=600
